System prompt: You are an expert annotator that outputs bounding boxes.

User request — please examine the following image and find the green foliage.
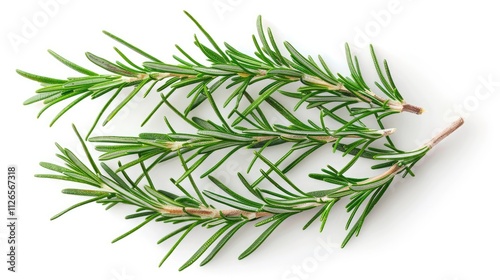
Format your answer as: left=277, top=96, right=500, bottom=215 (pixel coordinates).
left=19, top=11, right=463, bottom=270
left=35, top=123, right=433, bottom=268
left=18, top=11, right=422, bottom=137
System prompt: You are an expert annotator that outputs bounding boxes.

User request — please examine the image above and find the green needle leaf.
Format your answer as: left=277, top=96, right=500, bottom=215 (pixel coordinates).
left=179, top=223, right=233, bottom=271
left=61, top=188, right=111, bottom=196
left=16, top=69, right=66, bottom=84
left=51, top=194, right=109, bottom=220
left=200, top=221, right=247, bottom=266
left=48, top=49, right=98, bottom=76
left=184, top=11, right=229, bottom=62
left=103, top=78, right=150, bottom=125
left=238, top=213, right=291, bottom=260
left=85, top=52, right=137, bottom=77
left=103, top=30, right=163, bottom=63
left=112, top=213, right=161, bottom=243
left=233, top=81, right=289, bottom=125
left=159, top=222, right=199, bottom=267
left=23, top=91, right=61, bottom=105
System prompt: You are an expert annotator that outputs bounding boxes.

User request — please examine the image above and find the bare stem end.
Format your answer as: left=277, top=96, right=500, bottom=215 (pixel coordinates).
left=426, top=117, right=464, bottom=149
left=402, top=103, right=425, bottom=115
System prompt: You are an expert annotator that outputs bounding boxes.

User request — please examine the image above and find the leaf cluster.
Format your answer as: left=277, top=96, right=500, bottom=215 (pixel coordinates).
left=38, top=124, right=429, bottom=269
left=18, top=11, right=460, bottom=271
left=18, top=12, right=420, bottom=139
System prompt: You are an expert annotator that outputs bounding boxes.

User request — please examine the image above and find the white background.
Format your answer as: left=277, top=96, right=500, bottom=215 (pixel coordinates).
left=1, top=0, right=500, bottom=279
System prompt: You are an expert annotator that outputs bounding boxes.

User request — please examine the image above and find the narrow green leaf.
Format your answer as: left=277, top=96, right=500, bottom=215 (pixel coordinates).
left=319, top=200, right=336, bottom=232
left=209, top=176, right=263, bottom=208
left=284, top=42, right=336, bottom=85
left=90, top=135, right=141, bottom=144
left=374, top=146, right=428, bottom=161
left=85, top=52, right=136, bottom=77
left=48, top=49, right=98, bottom=76
left=35, top=174, right=90, bottom=184
left=238, top=213, right=291, bottom=260
left=303, top=204, right=328, bottom=230
left=174, top=197, right=201, bottom=208
left=200, top=221, right=247, bottom=266
left=267, top=26, right=288, bottom=66
left=100, top=165, right=145, bottom=205
left=265, top=97, right=308, bottom=129
left=201, top=85, right=234, bottom=132
left=157, top=224, right=194, bottom=244
left=88, top=78, right=126, bottom=91
left=72, top=124, right=100, bottom=174
left=176, top=151, right=208, bottom=207
left=39, top=162, right=73, bottom=174
left=369, top=45, right=392, bottom=95
left=61, top=188, right=111, bottom=196
left=16, top=69, right=66, bottom=84
left=113, top=47, right=145, bottom=72
left=103, top=30, right=163, bottom=62
left=175, top=44, right=203, bottom=66
left=49, top=91, right=92, bottom=126
left=350, top=173, right=394, bottom=191
left=179, top=223, right=232, bottom=271
left=282, top=144, right=322, bottom=173
left=253, top=152, right=308, bottom=196
left=198, top=141, right=240, bottom=154
left=203, top=191, right=260, bottom=212
left=112, top=213, right=161, bottom=243
left=184, top=11, right=229, bottom=62
left=62, top=171, right=101, bottom=186
left=175, top=153, right=210, bottom=184
left=103, top=78, right=150, bottom=125
left=23, top=91, right=61, bottom=105
left=86, top=85, right=124, bottom=139
left=256, top=15, right=274, bottom=60
left=125, top=211, right=156, bottom=219
left=233, top=81, right=288, bottom=125
left=192, top=66, right=233, bottom=76
left=159, top=222, right=199, bottom=267
left=267, top=68, right=302, bottom=77
left=252, top=35, right=275, bottom=66
left=51, top=194, right=108, bottom=220
left=143, top=186, right=182, bottom=207
left=192, top=117, right=218, bottom=131
left=143, top=62, right=198, bottom=75
left=63, top=148, right=100, bottom=183
left=35, top=84, right=64, bottom=93
left=338, top=140, right=373, bottom=175
left=211, top=64, right=244, bottom=73
left=201, top=147, right=240, bottom=178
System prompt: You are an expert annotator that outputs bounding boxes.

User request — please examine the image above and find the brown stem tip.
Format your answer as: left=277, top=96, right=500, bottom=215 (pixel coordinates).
left=426, top=117, right=465, bottom=149
left=402, top=103, right=425, bottom=115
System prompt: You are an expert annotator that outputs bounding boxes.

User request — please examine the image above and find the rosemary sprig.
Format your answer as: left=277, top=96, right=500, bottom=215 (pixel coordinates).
left=18, top=11, right=422, bottom=138
left=19, top=10, right=464, bottom=272
left=89, top=86, right=395, bottom=183
left=37, top=118, right=462, bottom=269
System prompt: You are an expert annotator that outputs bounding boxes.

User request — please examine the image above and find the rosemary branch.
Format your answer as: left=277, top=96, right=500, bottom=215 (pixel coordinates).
left=36, top=118, right=462, bottom=269
left=19, top=10, right=463, bottom=272
left=18, top=11, right=422, bottom=138
left=90, top=112, right=395, bottom=176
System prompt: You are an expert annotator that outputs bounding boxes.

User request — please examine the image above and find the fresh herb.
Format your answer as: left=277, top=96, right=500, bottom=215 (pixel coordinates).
left=19, top=11, right=463, bottom=270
